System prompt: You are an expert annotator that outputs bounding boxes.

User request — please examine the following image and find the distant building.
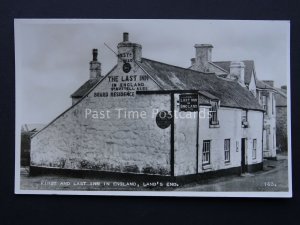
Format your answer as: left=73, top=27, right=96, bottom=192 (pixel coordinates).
left=256, top=80, right=277, bottom=159
left=29, top=33, right=264, bottom=180
left=274, top=85, right=288, bottom=151
left=21, top=124, right=45, bottom=166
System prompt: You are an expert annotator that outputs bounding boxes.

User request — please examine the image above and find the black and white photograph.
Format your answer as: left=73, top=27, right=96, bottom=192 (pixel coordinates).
left=14, top=19, right=291, bottom=197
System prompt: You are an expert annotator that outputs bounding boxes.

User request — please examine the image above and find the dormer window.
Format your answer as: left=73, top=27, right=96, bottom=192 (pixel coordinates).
left=209, top=100, right=219, bottom=127
left=241, top=110, right=248, bottom=128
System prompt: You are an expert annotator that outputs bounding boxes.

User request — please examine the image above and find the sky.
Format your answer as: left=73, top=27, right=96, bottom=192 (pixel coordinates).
left=15, top=19, right=290, bottom=124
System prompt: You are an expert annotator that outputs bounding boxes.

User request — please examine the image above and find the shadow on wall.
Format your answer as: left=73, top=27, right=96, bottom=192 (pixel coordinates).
left=277, top=133, right=288, bottom=153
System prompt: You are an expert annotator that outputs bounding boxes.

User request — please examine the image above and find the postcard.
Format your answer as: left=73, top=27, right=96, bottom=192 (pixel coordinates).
left=15, top=19, right=292, bottom=197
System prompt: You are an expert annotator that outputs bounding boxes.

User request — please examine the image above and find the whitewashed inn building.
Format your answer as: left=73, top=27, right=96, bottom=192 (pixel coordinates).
left=30, top=33, right=267, bottom=182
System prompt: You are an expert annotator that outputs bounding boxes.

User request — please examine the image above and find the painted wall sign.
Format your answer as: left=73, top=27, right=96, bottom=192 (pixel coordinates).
left=93, top=75, right=149, bottom=98
left=156, top=111, right=172, bottom=129
left=119, top=52, right=133, bottom=63
left=179, top=94, right=199, bottom=112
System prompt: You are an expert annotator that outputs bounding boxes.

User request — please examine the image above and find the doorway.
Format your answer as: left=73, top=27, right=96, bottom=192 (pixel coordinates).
left=241, top=138, right=247, bottom=173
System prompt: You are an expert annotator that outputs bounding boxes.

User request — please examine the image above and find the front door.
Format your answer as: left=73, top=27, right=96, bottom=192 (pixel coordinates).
left=241, top=138, right=247, bottom=173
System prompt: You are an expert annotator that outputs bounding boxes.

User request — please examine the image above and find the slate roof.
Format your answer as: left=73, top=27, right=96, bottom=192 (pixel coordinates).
left=69, top=58, right=263, bottom=111
left=137, top=58, right=263, bottom=111
left=71, top=79, right=99, bottom=98
left=213, top=60, right=255, bottom=85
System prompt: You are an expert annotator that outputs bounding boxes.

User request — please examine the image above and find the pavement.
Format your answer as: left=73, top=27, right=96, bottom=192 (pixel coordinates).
left=19, top=154, right=289, bottom=192
left=175, top=154, right=289, bottom=192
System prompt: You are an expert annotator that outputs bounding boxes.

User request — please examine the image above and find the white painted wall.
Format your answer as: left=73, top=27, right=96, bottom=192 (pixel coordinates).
left=245, top=110, right=264, bottom=165
left=31, top=62, right=174, bottom=175
left=174, top=103, right=264, bottom=176
left=259, top=90, right=277, bottom=158
left=173, top=93, right=198, bottom=176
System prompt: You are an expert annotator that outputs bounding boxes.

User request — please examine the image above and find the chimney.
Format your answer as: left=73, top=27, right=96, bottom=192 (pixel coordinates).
left=262, top=80, right=274, bottom=87
left=123, top=32, right=129, bottom=42
left=117, top=32, right=142, bottom=63
left=229, top=61, right=245, bottom=85
left=89, top=49, right=101, bottom=79
left=191, top=58, right=195, bottom=66
left=193, top=44, right=213, bottom=72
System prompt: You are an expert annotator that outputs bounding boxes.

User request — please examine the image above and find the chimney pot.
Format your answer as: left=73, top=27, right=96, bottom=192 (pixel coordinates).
left=281, top=85, right=287, bottom=90
left=90, top=48, right=101, bottom=79
left=191, top=58, right=195, bottom=66
left=123, top=32, right=129, bottom=42
left=92, top=49, right=98, bottom=61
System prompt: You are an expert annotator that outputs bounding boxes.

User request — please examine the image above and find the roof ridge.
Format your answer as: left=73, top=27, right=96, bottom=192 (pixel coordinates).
left=213, top=60, right=254, bottom=63
left=142, top=58, right=214, bottom=76
left=143, top=58, right=243, bottom=84
left=212, top=60, right=231, bottom=63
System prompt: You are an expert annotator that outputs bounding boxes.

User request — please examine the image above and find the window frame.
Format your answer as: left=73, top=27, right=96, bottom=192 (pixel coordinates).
left=202, top=140, right=211, bottom=165
left=224, top=139, right=231, bottom=163
left=241, top=110, right=248, bottom=128
left=209, top=100, right=219, bottom=127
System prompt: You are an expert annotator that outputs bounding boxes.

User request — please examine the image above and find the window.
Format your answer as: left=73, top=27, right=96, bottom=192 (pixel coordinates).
left=253, top=139, right=257, bottom=159
left=202, top=140, right=211, bottom=165
left=262, top=96, right=268, bottom=113
left=209, top=100, right=219, bottom=126
left=241, top=110, right=248, bottom=127
left=224, top=139, right=230, bottom=162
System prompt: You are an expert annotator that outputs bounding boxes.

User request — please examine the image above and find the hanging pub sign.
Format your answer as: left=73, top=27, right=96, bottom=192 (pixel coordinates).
left=122, top=63, right=132, bottom=73
left=179, top=94, right=199, bottom=112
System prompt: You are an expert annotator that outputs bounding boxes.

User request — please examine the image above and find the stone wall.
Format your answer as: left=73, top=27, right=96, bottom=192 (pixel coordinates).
left=31, top=63, right=172, bottom=175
